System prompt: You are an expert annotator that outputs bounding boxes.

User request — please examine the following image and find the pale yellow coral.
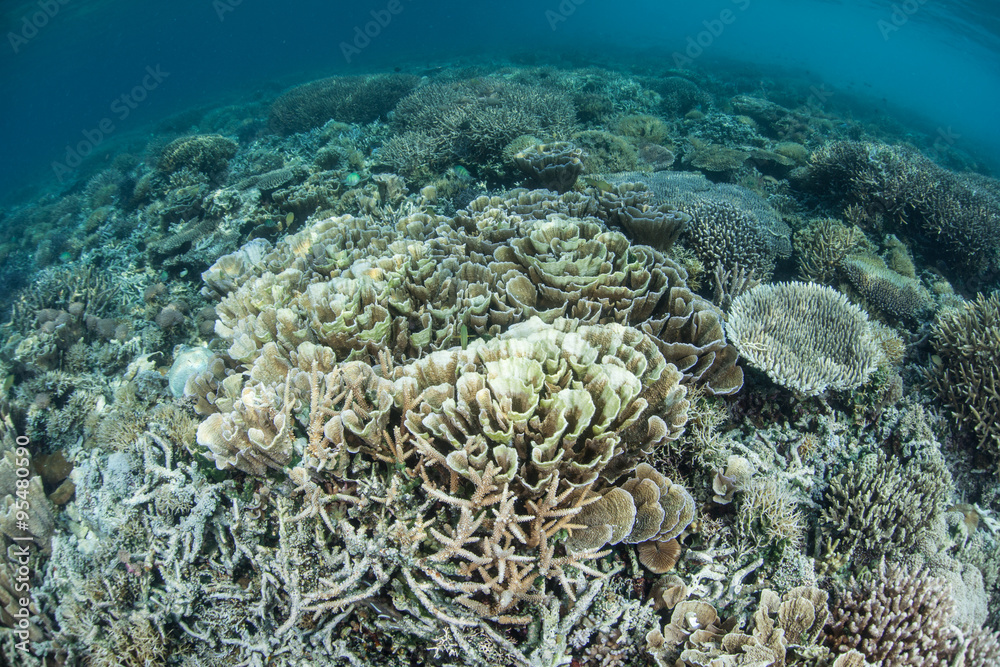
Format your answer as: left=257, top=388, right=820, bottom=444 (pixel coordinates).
left=726, top=281, right=880, bottom=396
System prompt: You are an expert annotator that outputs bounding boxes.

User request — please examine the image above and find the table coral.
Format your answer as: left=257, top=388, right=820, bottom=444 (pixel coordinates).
left=726, top=281, right=880, bottom=396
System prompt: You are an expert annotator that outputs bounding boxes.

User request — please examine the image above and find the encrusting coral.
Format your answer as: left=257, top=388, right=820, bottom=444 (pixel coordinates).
left=726, top=281, right=880, bottom=396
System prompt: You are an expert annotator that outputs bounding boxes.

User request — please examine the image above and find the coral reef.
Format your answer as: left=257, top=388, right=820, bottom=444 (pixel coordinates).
left=5, top=58, right=1000, bottom=667
left=795, top=140, right=1000, bottom=277
left=726, top=282, right=880, bottom=395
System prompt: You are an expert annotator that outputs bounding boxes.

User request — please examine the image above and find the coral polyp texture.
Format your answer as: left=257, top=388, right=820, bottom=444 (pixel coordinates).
left=726, top=281, right=880, bottom=395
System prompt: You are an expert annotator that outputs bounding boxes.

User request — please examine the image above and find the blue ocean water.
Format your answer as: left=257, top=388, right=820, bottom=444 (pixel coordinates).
left=1, top=0, right=998, bottom=203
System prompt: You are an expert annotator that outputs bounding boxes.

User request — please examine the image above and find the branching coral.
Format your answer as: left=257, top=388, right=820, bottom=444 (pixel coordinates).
left=926, top=292, right=1000, bottom=468
left=795, top=140, right=1000, bottom=276
left=825, top=560, right=960, bottom=666
left=820, top=446, right=951, bottom=562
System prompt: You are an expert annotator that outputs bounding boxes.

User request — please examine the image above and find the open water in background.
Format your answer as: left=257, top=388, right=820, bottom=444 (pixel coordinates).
left=0, top=0, right=998, bottom=203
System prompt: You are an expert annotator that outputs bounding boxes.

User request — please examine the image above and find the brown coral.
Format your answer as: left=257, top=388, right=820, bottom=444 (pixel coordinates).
left=825, top=560, right=959, bottom=666
left=927, top=292, right=1000, bottom=467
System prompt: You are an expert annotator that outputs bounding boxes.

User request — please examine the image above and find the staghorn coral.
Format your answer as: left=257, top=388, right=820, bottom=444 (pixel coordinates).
left=726, top=282, right=880, bottom=396
left=268, top=74, right=418, bottom=134
left=839, top=252, right=931, bottom=321
left=825, top=560, right=960, bottom=666
left=513, top=141, right=585, bottom=193
left=926, top=291, right=1000, bottom=468
left=820, top=446, right=951, bottom=563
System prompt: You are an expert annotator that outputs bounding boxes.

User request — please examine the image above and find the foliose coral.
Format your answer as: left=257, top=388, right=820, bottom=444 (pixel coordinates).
left=647, top=586, right=834, bottom=666
left=192, top=314, right=691, bottom=657
left=726, top=282, right=880, bottom=396
left=513, top=141, right=585, bottom=193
